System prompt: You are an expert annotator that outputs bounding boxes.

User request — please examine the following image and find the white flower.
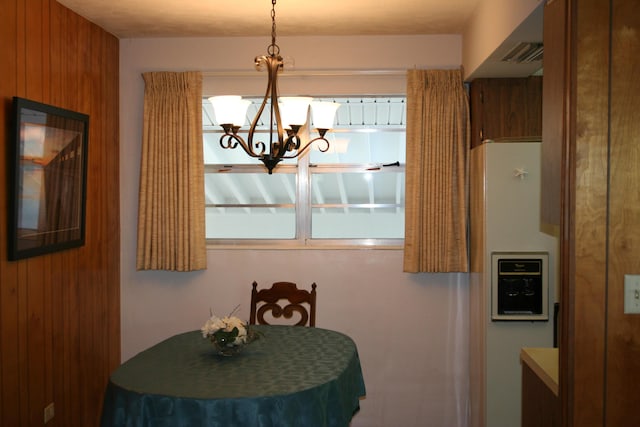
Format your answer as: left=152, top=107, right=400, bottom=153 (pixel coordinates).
left=200, top=315, right=222, bottom=337
left=201, top=314, right=248, bottom=345
left=224, top=316, right=247, bottom=339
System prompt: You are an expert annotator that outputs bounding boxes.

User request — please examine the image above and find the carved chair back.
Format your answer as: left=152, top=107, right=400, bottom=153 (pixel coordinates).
left=249, top=281, right=317, bottom=327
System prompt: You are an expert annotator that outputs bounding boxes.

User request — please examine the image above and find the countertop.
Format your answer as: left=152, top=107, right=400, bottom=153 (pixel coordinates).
left=520, top=347, right=559, bottom=396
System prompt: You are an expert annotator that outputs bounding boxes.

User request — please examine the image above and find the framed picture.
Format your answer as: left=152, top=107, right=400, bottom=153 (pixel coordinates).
left=8, top=97, right=89, bottom=261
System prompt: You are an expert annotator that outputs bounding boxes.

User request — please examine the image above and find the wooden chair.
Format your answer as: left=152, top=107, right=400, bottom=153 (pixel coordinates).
left=249, top=281, right=317, bottom=327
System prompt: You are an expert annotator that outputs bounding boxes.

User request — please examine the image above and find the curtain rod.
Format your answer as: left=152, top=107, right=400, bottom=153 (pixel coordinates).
left=202, top=69, right=407, bottom=78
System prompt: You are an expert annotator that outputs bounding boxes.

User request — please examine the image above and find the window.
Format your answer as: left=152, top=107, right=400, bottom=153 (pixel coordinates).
left=203, top=96, right=406, bottom=247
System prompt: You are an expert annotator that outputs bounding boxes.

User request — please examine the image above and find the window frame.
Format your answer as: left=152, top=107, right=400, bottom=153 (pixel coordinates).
left=204, top=96, right=406, bottom=249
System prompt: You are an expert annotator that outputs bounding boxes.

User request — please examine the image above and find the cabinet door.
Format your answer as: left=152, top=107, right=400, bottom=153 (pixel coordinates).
left=522, top=363, right=560, bottom=427
left=470, top=77, right=542, bottom=148
left=540, top=0, right=566, bottom=234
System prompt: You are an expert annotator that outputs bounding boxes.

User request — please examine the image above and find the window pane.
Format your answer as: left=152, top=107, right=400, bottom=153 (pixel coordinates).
left=311, top=171, right=405, bottom=238
left=205, top=173, right=296, bottom=205
left=311, top=171, right=405, bottom=205
left=320, top=97, right=406, bottom=128
left=203, top=95, right=406, bottom=245
left=206, top=207, right=295, bottom=239
left=308, top=130, right=405, bottom=165
left=311, top=207, right=405, bottom=239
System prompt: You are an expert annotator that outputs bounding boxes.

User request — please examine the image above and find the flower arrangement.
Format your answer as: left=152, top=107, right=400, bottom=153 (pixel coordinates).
left=201, top=307, right=259, bottom=356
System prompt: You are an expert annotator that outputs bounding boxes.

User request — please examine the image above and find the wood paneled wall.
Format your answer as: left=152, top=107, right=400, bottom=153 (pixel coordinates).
left=558, top=0, right=640, bottom=425
left=0, top=1, right=120, bottom=426
left=606, top=2, right=640, bottom=424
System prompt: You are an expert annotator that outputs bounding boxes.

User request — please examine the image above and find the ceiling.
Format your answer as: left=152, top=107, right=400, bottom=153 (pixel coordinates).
left=56, top=0, right=484, bottom=38
left=56, top=0, right=544, bottom=78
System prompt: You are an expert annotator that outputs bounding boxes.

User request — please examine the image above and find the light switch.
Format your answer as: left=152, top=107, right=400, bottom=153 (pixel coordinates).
left=624, top=275, right=640, bottom=314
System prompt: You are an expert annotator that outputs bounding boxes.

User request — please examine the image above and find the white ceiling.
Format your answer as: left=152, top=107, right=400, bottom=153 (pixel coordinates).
left=57, top=0, right=482, bottom=39
left=56, top=0, right=544, bottom=78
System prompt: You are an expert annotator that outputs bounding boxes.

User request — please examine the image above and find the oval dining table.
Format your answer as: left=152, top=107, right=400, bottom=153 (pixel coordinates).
left=100, top=325, right=366, bottom=427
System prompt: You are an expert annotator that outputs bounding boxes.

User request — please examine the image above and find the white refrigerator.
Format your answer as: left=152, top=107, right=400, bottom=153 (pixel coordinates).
left=469, top=140, right=559, bottom=427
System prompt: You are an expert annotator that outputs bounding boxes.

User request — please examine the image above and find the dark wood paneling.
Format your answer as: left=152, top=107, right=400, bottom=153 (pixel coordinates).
left=568, top=0, right=611, bottom=423
left=469, top=77, right=542, bottom=148
left=0, top=0, right=120, bottom=425
left=104, top=26, right=121, bottom=377
left=606, top=0, right=640, bottom=425
left=556, top=0, right=575, bottom=424
left=24, top=1, right=48, bottom=424
left=1, top=1, right=22, bottom=424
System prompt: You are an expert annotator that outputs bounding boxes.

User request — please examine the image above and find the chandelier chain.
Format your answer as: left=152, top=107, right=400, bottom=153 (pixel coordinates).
left=269, top=0, right=279, bottom=56
left=209, top=0, right=338, bottom=174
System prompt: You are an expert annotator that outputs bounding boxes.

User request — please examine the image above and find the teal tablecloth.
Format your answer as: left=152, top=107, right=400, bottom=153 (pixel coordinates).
left=100, top=325, right=366, bottom=427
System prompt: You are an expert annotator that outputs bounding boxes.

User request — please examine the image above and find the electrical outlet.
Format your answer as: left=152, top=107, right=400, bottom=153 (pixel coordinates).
left=44, top=402, right=55, bottom=423
left=624, top=275, right=640, bottom=314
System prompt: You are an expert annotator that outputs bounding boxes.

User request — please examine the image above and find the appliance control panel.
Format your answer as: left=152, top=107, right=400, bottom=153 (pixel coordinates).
left=491, top=252, right=549, bottom=321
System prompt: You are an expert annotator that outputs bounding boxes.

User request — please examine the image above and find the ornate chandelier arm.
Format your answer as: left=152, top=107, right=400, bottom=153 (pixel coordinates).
left=283, top=132, right=301, bottom=153
left=250, top=52, right=287, bottom=158
left=280, top=135, right=331, bottom=159
left=208, top=0, right=339, bottom=174
left=218, top=133, right=264, bottom=158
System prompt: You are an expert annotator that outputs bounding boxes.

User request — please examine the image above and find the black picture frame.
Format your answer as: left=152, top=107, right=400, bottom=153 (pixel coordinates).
left=8, top=97, right=89, bottom=261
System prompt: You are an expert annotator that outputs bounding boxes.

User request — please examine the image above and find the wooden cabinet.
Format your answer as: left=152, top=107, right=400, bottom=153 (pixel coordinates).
left=469, top=77, right=542, bottom=149
left=521, top=348, right=560, bottom=427
left=540, top=0, right=566, bottom=235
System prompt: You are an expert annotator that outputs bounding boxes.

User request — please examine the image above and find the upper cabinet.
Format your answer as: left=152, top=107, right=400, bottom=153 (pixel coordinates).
left=469, top=77, right=543, bottom=149
left=540, top=0, right=566, bottom=236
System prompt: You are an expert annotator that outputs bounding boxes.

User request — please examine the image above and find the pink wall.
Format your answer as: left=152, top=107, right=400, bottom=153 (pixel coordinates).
left=119, top=35, right=469, bottom=427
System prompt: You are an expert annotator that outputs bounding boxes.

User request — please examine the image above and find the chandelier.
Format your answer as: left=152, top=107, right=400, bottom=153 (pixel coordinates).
left=208, top=0, right=340, bottom=174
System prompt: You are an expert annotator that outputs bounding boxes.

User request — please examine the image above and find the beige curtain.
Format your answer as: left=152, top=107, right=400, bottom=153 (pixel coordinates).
left=403, top=69, right=470, bottom=273
left=136, top=71, right=207, bottom=271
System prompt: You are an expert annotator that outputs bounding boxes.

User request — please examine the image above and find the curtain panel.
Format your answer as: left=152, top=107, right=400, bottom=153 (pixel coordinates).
left=403, top=69, right=470, bottom=273
left=136, top=71, right=207, bottom=271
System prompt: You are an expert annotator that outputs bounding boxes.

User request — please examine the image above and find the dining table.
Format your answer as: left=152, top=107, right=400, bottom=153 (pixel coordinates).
left=100, top=325, right=366, bottom=427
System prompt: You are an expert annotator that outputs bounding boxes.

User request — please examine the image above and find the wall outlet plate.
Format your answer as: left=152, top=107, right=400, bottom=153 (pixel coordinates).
left=624, top=275, right=640, bottom=314
left=44, top=402, right=55, bottom=423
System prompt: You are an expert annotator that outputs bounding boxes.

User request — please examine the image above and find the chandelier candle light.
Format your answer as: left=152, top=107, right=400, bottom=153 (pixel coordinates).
left=208, top=0, right=340, bottom=174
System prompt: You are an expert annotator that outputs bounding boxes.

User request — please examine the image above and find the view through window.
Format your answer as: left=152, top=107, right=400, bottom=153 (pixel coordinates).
left=203, top=96, right=406, bottom=246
